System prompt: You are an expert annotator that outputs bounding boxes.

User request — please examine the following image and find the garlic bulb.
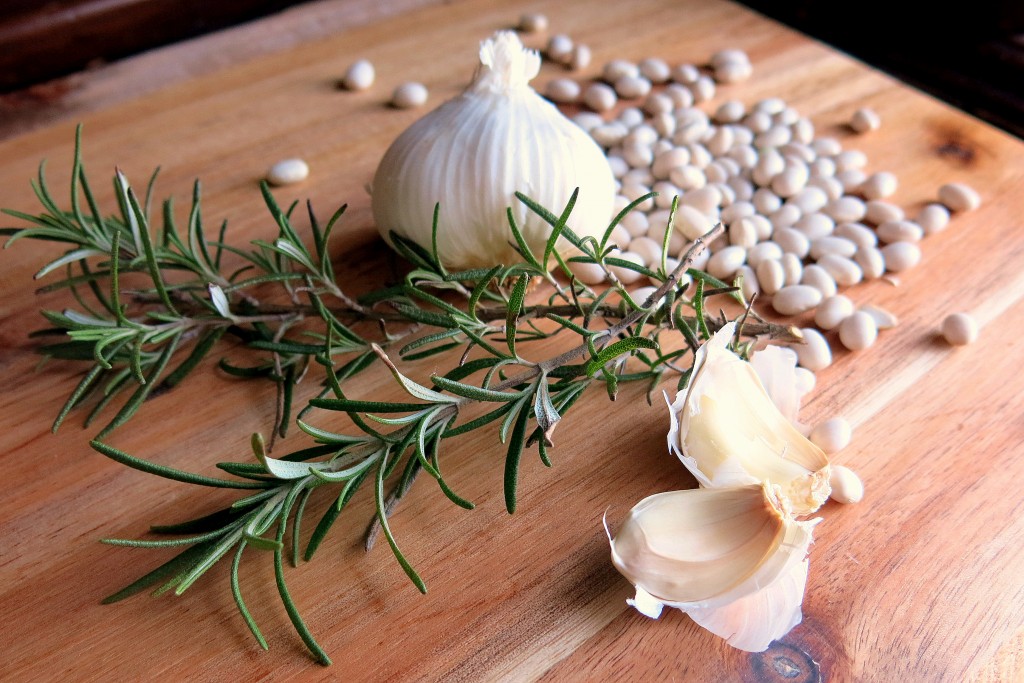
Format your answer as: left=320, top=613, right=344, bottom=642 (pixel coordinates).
left=609, top=483, right=818, bottom=650
left=371, top=31, right=615, bottom=270
left=667, top=324, right=831, bottom=514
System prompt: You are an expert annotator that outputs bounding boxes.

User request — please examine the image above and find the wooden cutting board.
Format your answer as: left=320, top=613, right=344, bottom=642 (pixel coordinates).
left=2, top=0, right=1023, bottom=680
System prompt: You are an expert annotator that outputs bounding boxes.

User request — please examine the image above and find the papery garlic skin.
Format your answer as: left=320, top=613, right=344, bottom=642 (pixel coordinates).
left=667, top=324, right=831, bottom=514
left=610, top=484, right=817, bottom=611
left=371, top=31, right=615, bottom=270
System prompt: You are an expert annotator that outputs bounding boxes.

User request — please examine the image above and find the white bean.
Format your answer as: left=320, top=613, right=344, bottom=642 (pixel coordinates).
left=728, top=219, right=758, bottom=248
left=795, top=327, right=832, bottom=371
left=665, top=83, right=694, bottom=108
left=829, top=465, right=864, bottom=504
left=710, top=48, right=750, bottom=69
left=756, top=258, right=785, bottom=294
left=592, top=122, right=629, bottom=148
left=638, top=57, right=671, bottom=83
left=544, top=78, right=581, bottom=103
left=714, top=100, right=746, bottom=123
left=838, top=311, right=878, bottom=350
left=546, top=35, right=574, bottom=63
left=791, top=117, right=815, bottom=145
left=771, top=164, right=809, bottom=198
left=876, top=220, right=923, bottom=244
left=609, top=251, right=645, bottom=284
left=689, top=75, right=716, bottom=102
left=568, top=260, right=606, bottom=285
left=753, top=188, right=782, bottom=214
left=738, top=265, right=759, bottom=300
left=824, top=196, right=867, bottom=223
left=855, top=246, right=886, bottom=279
left=834, top=150, right=868, bottom=172
left=781, top=252, right=803, bottom=286
left=794, top=367, right=816, bottom=395
left=881, top=241, right=921, bottom=272
left=266, top=158, right=309, bottom=186
left=917, top=203, right=951, bottom=234
left=721, top=201, right=755, bottom=225
left=570, top=44, right=592, bottom=71
left=834, top=222, right=877, bottom=249
left=669, top=165, right=707, bottom=191
left=391, top=82, right=428, bottom=108
left=801, top=264, right=837, bottom=298
left=770, top=204, right=802, bottom=230
left=706, top=245, right=747, bottom=280
left=618, top=107, right=645, bottom=128
left=583, top=83, right=617, bottom=112
left=341, top=59, right=375, bottom=91
left=603, top=59, right=638, bottom=82
left=864, top=200, right=904, bottom=225
left=673, top=204, right=715, bottom=241
left=714, top=61, right=753, bottom=84
left=629, top=236, right=663, bottom=266
left=817, top=253, right=863, bottom=286
left=615, top=75, right=652, bottom=99
left=941, top=312, right=978, bottom=345
left=681, top=186, right=721, bottom=215
left=518, top=12, right=548, bottom=32
left=814, top=295, right=855, bottom=330
left=620, top=210, right=650, bottom=238
left=835, top=169, right=868, bottom=193
left=859, top=171, right=899, bottom=200
left=772, top=284, right=823, bottom=315
left=746, top=241, right=783, bottom=268
left=938, top=182, right=981, bottom=212
left=810, top=417, right=852, bottom=453
left=790, top=186, right=830, bottom=214
left=573, top=112, right=604, bottom=132
left=849, top=107, right=881, bottom=133
left=793, top=212, right=835, bottom=240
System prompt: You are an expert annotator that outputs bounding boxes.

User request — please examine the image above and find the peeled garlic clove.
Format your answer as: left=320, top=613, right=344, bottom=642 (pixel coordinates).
left=685, top=557, right=808, bottom=652
left=667, top=324, right=831, bottom=514
left=371, top=31, right=615, bottom=270
left=610, top=483, right=817, bottom=612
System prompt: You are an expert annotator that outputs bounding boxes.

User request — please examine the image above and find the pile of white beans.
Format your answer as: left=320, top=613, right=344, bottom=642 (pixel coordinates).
left=518, top=19, right=984, bottom=462
left=536, top=47, right=981, bottom=369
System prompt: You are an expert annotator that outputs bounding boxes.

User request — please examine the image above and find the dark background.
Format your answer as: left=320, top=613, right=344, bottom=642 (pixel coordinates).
left=1, top=0, right=1022, bottom=138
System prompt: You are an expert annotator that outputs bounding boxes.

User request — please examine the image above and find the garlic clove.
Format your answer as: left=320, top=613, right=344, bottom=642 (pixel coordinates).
left=685, top=557, right=808, bottom=652
left=610, top=483, right=817, bottom=611
left=371, top=31, right=615, bottom=270
left=667, top=324, right=831, bottom=515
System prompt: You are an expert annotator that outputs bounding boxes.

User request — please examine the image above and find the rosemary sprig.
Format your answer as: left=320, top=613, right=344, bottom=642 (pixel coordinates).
left=2, top=131, right=801, bottom=664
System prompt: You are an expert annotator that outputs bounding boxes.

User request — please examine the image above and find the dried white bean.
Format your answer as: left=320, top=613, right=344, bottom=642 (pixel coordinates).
left=622, top=168, right=654, bottom=186
left=619, top=107, right=645, bottom=128
left=629, top=236, right=663, bottom=266
left=835, top=169, right=868, bottom=192
left=573, top=111, right=604, bottom=132
left=689, top=75, right=716, bottom=102
left=881, top=241, right=921, bottom=272
left=609, top=251, right=645, bottom=284
left=771, top=164, right=809, bottom=197
left=817, top=253, right=863, bottom=286
left=824, top=196, right=867, bottom=223
left=610, top=225, right=632, bottom=248
left=849, top=107, right=881, bottom=133
left=775, top=107, right=800, bottom=127
left=795, top=327, right=832, bottom=371
left=838, top=311, right=877, bottom=350
left=941, top=312, right=978, bottom=345
left=864, top=200, right=904, bottom=225
left=728, top=219, right=758, bottom=248
left=342, top=59, right=375, bottom=91
left=714, top=100, right=746, bottom=123
left=801, top=264, right=837, bottom=298
left=607, top=155, right=629, bottom=179
left=669, top=165, right=707, bottom=191
left=603, top=59, right=638, bottom=82
left=620, top=210, right=650, bottom=237
left=591, top=122, right=628, bottom=147
left=518, top=12, right=548, bottom=32
left=808, top=176, right=845, bottom=201
left=615, top=75, right=652, bottom=99
left=773, top=226, right=810, bottom=258
left=681, top=186, right=721, bottom=215
left=794, top=213, right=835, bottom=240
left=917, top=203, right=951, bottom=234
left=770, top=204, right=802, bottom=229
left=707, top=245, right=747, bottom=280
left=780, top=142, right=815, bottom=165
left=809, top=235, right=857, bottom=260
left=810, top=157, right=837, bottom=178
left=710, top=48, right=750, bottom=68
left=651, top=147, right=690, bottom=179
left=391, top=82, right=428, bottom=108
left=791, top=117, right=815, bottom=145
left=756, top=258, right=785, bottom=294
left=834, top=222, right=877, bottom=249
left=753, top=188, right=782, bottom=214
left=728, top=176, right=756, bottom=203
left=855, top=247, right=886, bottom=279
left=583, top=83, right=617, bottom=112
left=546, top=35, right=574, bottom=64
left=860, top=172, right=898, bottom=200
left=728, top=144, right=759, bottom=170
left=789, top=187, right=830, bottom=215
left=860, top=304, right=898, bottom=329
left=738, top=265, right=759, bottom=300
left=834, top=149, right=868, bottom=172
left=829, top=465, right=864, bottom=504
left=773, top=284, right=823, bottom=315
left=638, top=57, right=671, bottom=83
left=714, top=61, right=752, bottom=84
left=665, top=83, right=694, bottom=108
left=544, top=78, right=581, bottom=103
left=746, top=241, right=783, bottom=268
left=721, top=201, right=755, bottom=225
left=794, top=367, right=816, bottom=394
left=876, top=220, right=923, bottom=244
left=570, top=44, right=592, bottom=71
left=266, top=159, right=309, bottom=186
left=673, top=204, right=715, bottom=241
left=938, top=182, right=981, bottom=212
left=781, top=252, right=803, bottom=286
left=755, top=125, right=792, bottom=148
left=623, top=143, right=655, bottom=170
left=810, top=417, right=852, bottom=453
left=569, top=260, right=606, bottom=285
left=814, top=295, right=855, bottom=330
left=671, top=63, right=701, bottom=84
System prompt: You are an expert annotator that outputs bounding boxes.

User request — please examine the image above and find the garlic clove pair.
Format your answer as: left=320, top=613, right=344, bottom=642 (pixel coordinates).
left=609, top=483, right=817, bottom=612
left=609, top=483, right=818, bottom=650
left=371, top=31, right=615, bottom=270
left=667, top=324, right=831, bottom=515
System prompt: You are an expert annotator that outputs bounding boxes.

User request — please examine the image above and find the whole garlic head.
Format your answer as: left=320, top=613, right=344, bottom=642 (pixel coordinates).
left=609, top=483, right=818, bottom=650
left=371, top=31, right=615, bottom=270
left=667, top=324, right=831, bottom=515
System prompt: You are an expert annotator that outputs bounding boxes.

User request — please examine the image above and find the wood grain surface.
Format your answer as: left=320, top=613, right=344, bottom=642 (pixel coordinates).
left=2, top=0, right=1023, bottom=680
